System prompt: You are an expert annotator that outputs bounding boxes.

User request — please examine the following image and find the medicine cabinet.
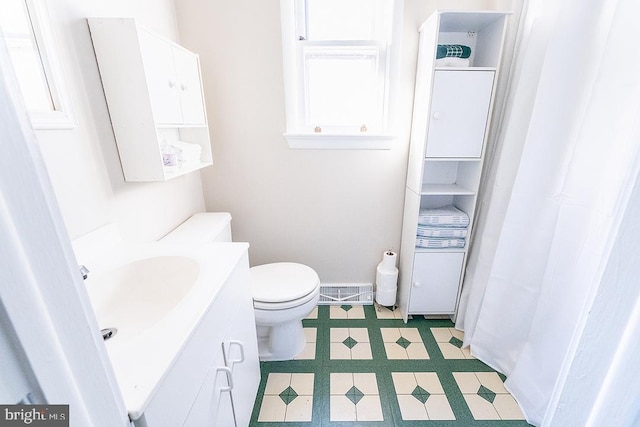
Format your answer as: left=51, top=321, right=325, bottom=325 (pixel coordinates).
left=88, top=18, right=212, bottom=182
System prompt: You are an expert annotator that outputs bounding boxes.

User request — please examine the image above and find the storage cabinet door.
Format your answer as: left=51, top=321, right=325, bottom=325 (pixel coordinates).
left=409, top=252, right=464, bottom=313
left=172, top=47, right=206, bottom=125
left=181, top=351, right=235, bottom=427
left=223, top=303, right=260, bottom=427
left=426, top=70, right=494, bottom=158
left=138, top=30, right=182, bottom=124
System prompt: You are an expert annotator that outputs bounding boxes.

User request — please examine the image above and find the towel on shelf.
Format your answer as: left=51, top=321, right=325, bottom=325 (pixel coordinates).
left=167, top=141, right=202, bottom=169
left=416, top=237, right=466, bottom=249
left=435, top=57, right=470, bottom=67
left=416, top=225, right=468, bottom=238
left=436, top=44, right=472, bottom=59
left=418, top=205, right=470, bottom=228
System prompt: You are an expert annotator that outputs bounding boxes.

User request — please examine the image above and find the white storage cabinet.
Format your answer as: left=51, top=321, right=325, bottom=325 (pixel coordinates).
left=133, top=251, right=260, bottom=427
left=88, top=18, right=213, bottom=182
left=398, top=11, right=510, bottom=322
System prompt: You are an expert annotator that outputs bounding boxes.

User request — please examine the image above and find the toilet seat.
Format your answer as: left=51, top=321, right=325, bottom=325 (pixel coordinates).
left=251, top=262, right=320, bottom=310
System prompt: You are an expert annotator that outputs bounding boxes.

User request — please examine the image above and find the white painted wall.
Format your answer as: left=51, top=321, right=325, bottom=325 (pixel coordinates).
left=175, top=0, right=522, bottom=283
left=34, top=0, right=206, bottom=242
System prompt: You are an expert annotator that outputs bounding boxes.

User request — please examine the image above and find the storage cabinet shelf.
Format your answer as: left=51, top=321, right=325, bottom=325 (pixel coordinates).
left=420, top=183, right=475, bottom=195
left=398, top=11, right=509, bottom=321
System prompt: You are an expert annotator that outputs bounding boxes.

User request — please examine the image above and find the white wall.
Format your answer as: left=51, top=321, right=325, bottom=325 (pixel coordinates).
left=35, top=0, right=206, bottom=243
left=175, top=0, right=521, bottom=283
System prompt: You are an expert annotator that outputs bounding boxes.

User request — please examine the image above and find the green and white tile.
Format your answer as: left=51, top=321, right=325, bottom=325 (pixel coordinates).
left=251, top=305, right=533, bottom=426
left=374, top=302, right=403, bottom=319
left=258, top=373, right=314, bottom=422
left=330, top=327, right=372, bottom=360
left=381, top=327, right=429, bottom=359
left=431, top=327, right=475, bottom=359
left=392, top=372, right=455, bottom=420
left=293, top=327, right=316, bottom=360
left=453, top=372, right=526, bottom=420
left=330, top=304, right=366, bottom=319
left=330, top=373, right=383, bottom=421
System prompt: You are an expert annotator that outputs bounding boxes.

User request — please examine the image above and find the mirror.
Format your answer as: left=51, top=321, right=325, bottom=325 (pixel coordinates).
left=0, top=0, right=75, bottom=129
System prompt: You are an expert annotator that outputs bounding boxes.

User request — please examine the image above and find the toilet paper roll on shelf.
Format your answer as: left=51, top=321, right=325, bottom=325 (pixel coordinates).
left=375, top=250, right=398, bottom=308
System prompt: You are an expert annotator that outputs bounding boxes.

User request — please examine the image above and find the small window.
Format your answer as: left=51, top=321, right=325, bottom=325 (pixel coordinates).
left=0, top=0, right=75, bottom=129
left=280, top=0, right=402, bottom=149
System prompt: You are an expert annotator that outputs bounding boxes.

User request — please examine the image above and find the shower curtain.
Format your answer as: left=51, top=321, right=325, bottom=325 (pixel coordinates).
left=455, top=0, right=640, bottom=424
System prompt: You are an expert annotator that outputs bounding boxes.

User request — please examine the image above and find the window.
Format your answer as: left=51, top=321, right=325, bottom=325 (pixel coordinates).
left=0, top=0, right=75, bottom=129
left=280, top=0, right=402, bottom=149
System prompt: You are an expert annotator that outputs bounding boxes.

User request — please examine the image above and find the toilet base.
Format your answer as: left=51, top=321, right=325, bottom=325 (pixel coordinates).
left=256, top=320, right=306, bottom=361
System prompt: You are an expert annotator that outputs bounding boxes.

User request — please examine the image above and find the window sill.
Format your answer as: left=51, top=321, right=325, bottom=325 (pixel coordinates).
left=284, top=133, right=395, bottom=150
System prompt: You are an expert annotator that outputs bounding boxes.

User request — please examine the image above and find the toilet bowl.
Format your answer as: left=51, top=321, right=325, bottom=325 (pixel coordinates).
left=251, top=262, right=320, bottom=361
left=161, top=213, right=320, bottom=361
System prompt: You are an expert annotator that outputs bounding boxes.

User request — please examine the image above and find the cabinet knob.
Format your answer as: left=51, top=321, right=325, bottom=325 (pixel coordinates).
left=432, top=112, right=442, bottom=120
left=168, top=79, right=176, bottom=88
left=413, top=281, right=422, bottom=288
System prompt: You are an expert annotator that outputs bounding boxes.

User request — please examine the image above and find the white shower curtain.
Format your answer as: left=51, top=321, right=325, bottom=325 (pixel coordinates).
left=455, top=0, right=640, bottom=424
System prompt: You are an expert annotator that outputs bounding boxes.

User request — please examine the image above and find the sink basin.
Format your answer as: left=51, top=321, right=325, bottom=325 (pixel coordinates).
left=86, top=256, right=200, bottom=339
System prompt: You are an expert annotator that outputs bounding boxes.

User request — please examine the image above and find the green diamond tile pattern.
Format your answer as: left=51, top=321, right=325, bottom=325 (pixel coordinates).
left=411, top=385, right=431, bottom=404
left=251, top=305, right=532, bottom=426
left=396, top=336, right=411, bottom=349
left=345, top=385, right=365, bottom=405
left=279, top=385, right=299, bottom=405
left=478, top=385, right=497, bottom=404
left=449, top=336, right=464, bottom=348
left=342, top=336, right=358, bottom=349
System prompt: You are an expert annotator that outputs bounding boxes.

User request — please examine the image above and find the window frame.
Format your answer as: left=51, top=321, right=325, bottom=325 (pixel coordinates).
left=1, top=0, right=76, bottom=130
left=280, top=0, right=402, bottom=149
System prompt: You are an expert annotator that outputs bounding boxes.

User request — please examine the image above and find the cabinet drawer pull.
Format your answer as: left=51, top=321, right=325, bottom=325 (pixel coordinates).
left=413, top=281, right=422, bottom=288
left=216, top=366, right=234, bottom=392
left=224, top=340, right=245, bottom=368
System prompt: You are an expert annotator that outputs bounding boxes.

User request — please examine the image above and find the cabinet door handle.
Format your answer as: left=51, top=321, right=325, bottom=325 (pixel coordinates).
left=432, top=112, right=442, bottom=120
left=413, top=281, right=422, bottom=288
left=216, top=366, right=234, bottom=393
left=224, top=340, right=245, bottom=368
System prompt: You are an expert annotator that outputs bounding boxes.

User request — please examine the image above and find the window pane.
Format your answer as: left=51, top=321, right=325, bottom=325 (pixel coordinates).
left=306, top=0, right=389, bottom=41
left=0, top=0, right=55, bottom=111
left=305, top=48, right=380, bottom=128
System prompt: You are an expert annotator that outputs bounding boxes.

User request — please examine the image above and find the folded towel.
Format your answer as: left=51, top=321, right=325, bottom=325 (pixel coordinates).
left=166, top=141, right=202, bottom=168
left=418, top=205, right=470, bottom=228
left=436, top=44, right=471, bottom=59
left=416, top=225, right=468, bottom=238
left=435, top=57, right=470, bottom=67
left=416, top=238, right=466, bottom=249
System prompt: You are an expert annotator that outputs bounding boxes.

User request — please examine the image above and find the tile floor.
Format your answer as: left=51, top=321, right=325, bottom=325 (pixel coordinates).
left=251, top=304, right=533, bottom=426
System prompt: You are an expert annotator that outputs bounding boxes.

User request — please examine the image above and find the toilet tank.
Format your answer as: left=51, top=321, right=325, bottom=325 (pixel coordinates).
left=161, top=213, right=232, bottom=244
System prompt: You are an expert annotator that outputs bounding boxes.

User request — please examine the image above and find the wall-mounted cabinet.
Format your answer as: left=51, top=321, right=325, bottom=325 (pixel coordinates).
left=399, top=11, right=510, bottom=322
left=88, top=18, right=212, bottom=182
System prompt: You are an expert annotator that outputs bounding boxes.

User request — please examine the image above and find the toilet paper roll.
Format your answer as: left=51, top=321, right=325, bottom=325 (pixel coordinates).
left=376, top=268, right=398, bottom=291
left=380, top=250, right=397, bottom=271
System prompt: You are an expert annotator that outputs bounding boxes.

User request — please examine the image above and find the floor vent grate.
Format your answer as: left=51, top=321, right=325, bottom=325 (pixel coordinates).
left=318, top=283, right=373, bottom=305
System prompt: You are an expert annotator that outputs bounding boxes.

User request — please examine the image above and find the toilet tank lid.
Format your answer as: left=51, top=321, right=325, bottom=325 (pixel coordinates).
left=161, top=212, right=232, bottom=244
left=251, top=262, right=320, bottom=303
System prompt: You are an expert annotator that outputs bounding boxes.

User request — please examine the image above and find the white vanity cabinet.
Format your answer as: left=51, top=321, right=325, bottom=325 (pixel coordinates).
left=88, top=18, right=212, bottom=182
left=398, top=11, right=510, bottom=322
left=131, top=250, right=260, bottom=427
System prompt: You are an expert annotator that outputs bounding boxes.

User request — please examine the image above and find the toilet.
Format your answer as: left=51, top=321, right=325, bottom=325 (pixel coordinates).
left=161, top=212, right=320, bottom=361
